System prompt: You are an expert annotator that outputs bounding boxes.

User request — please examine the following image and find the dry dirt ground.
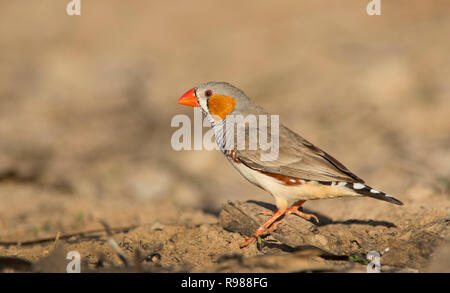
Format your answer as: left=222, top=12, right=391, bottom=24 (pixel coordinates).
left=0, top=1, right=449, bottom=272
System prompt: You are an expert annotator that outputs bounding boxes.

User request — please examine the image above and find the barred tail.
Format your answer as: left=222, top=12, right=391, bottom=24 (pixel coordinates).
left=344, top=182, right=403, bottom=205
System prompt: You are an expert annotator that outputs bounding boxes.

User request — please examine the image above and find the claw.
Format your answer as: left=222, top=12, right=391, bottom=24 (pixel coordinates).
left=287, top=209, right=319, bottom=223
left=285, top=200, right=319, bottom=223
left=258, top=209, right=274, bottom=216
left=239, top=236, right=256, bottom=248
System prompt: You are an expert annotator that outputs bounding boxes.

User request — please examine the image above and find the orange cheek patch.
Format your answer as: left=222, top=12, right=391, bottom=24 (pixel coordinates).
left=208, top=94, right=236, bottom=120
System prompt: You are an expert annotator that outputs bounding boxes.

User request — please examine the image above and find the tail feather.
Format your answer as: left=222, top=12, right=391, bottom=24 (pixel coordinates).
left=344, top=182, right=404, bottom=205
left=318, top=180, right=403, bottom=205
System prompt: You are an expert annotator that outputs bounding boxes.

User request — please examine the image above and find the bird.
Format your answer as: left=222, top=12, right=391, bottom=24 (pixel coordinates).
left=177, top=81, right=403, bottom=248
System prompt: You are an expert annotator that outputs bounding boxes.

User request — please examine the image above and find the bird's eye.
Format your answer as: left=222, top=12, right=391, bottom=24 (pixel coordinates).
left=205, top=90, right=212, bottom=97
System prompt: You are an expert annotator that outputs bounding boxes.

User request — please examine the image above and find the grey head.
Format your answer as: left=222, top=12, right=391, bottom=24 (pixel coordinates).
left=193, top=81, right=262, bottom=119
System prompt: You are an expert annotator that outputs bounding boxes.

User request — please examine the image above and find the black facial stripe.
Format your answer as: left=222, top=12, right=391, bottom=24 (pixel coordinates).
left=194, top=88, right=201, bottom=106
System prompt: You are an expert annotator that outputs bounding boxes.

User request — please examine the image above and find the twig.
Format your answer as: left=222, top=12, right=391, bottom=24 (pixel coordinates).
left=51, top=232, right=61, bottom=251
left=0, top=224, right=140, bottom=246
left=99, top=220, right=129, bottom=267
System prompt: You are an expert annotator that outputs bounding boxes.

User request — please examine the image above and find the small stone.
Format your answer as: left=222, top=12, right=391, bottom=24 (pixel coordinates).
left=150, top=222, right=164, bottom=231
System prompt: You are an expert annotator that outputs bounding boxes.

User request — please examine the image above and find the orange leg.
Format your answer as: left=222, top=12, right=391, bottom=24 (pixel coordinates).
left=285, top=200, right=319, bottom=223
left=239, top=209, right=285, bottom=248
left=239, top=200, right=319, bottom=248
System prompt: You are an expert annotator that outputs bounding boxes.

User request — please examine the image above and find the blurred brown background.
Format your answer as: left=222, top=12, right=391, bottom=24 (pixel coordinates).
left=0, top=0, right=449, bottom=270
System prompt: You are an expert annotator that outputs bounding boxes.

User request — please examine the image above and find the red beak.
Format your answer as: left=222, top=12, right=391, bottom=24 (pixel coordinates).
left=178, top=88, right=200, bottom=107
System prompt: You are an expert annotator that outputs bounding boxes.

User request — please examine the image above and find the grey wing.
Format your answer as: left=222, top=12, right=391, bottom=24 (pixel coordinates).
left=235, top=124, right=364, bottom=183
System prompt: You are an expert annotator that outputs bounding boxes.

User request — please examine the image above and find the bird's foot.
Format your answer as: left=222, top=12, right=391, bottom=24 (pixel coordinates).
left=239, top=235, right=256, bottom=248
left=239, top=211, right=285, bottom=248
left=239, top=200, right=317, bottom=248
left=239, top=222, right=281, bottom=248
left=258, top=209, right=275, bottom=216
left=285, top=206, right=319, bottom=223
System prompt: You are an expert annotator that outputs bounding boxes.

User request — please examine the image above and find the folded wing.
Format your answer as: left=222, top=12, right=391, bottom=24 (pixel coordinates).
left=235, top=124, right=364, bottom=183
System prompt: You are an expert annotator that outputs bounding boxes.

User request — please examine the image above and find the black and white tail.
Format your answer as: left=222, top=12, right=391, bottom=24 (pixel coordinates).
left=343, top=182, right=403, bottom=205
left=319, top=181, right=404, bottom=205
